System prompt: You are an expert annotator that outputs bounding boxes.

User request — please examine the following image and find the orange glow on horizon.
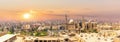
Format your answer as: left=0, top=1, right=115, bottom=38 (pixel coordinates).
left=23, top=13, right=31, bottom=19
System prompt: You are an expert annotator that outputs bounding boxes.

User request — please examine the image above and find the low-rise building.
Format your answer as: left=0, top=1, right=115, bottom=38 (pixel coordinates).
left=0, top=34, right=16, bottom=42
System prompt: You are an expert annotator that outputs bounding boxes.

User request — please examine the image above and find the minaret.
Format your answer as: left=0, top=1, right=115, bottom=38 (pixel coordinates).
left=81, top=16, right=85, bottom=29
left=65, top=14, right=68, bottom=30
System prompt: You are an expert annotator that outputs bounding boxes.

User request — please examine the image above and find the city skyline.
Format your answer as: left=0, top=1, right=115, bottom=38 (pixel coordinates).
left=1, top=0, right=120, bottom=42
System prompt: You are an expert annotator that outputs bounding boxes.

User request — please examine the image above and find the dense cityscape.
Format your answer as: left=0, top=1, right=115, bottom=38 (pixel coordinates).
left=1, top=0, right=120, bottom=42
left=0, top=17, right=120, bottom=42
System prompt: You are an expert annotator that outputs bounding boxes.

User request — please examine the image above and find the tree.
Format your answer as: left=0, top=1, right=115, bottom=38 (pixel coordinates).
left=8, top=28, right=14, bottom=34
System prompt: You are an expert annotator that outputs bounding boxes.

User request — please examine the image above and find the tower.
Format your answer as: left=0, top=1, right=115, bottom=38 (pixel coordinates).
left=81, top=17, right=86, bottom=29
left=65, top=14, right=68, bottom=30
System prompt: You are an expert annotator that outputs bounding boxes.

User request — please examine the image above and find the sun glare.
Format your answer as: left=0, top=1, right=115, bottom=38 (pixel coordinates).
left=23, top=13, right=31, bottom=19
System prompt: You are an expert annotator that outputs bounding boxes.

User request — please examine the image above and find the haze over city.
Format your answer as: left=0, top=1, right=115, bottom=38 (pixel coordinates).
left=1, top=0, right=120, bottom=42
left=0, top=0, right=120, bottom=22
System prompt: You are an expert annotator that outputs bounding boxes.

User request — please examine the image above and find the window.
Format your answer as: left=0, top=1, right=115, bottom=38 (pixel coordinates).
left=34, top=40, right=38, bottom=42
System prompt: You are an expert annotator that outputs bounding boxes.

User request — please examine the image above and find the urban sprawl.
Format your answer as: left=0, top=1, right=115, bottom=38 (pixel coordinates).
left=0, top=18, right=120, bottom=42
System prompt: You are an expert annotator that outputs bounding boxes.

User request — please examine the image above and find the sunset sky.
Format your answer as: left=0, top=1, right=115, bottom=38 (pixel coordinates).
left=0, top=0, right=120, bottom=21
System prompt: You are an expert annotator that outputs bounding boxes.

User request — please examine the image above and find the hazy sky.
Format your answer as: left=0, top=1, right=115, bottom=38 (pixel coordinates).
left=0, top=0, right=120, bottom=21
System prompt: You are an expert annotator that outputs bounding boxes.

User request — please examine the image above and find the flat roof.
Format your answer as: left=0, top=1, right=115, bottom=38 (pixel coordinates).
left=24, top=37, right=77, bottom=40
left=37, top=37, right=64, bottom=40
left=0, top=34, right=16, bottom=42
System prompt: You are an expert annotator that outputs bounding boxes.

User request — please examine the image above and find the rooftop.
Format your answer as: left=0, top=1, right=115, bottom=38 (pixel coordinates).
left=0, top=34, right=16, bottom=42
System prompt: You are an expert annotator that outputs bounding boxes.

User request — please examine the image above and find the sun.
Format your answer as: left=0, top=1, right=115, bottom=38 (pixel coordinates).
left=23, top=13, right=31, bottom=19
